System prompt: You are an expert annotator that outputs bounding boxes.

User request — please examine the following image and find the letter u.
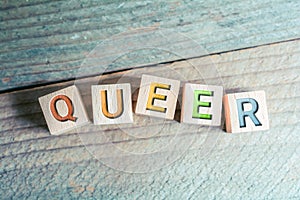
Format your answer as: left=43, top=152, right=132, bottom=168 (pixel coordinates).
left=101, top=89, right=124, bottom=119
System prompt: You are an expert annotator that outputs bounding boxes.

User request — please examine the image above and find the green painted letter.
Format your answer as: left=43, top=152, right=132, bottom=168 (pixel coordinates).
left=192, top=90, right=213, bottom=120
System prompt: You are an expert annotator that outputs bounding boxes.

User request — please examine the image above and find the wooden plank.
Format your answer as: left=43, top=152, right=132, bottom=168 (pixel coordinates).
left=1, top=0, right=300, bottom=92
left=0, top=40, right=299, bottom=198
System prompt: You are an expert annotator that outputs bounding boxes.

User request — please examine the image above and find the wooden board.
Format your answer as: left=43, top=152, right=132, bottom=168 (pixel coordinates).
left=0, top=39, right=299, bottom=199
left=1, top=0, right=300, bottom=92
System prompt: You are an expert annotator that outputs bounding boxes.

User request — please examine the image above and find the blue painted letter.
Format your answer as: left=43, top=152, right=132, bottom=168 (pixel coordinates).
left=236, top=98, right=262, bottom=128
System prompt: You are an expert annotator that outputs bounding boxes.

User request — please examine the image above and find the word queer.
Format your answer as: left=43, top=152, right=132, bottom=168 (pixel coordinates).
left=39, top=74, right=269, bottom=135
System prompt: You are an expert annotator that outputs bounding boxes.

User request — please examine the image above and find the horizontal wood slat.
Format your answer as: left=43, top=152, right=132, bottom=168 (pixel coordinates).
left=1, top=0, right=300, bottom=92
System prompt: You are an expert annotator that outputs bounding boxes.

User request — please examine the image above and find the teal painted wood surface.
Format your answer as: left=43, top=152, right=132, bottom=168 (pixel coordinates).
left=0, top=39, right=299, bottom=199
left=1, top=0, right=300, bottom=92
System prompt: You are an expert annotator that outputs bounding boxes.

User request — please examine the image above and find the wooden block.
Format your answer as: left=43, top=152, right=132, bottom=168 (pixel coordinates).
left=38, top=85, right=89, bottom=135
left=181, top=83, right=223, bottom=126
left=135, top=74, right=180, bottom=120
left=92, top=83, right=133, bottom=125
left=223, top=90, right=269, bottom=133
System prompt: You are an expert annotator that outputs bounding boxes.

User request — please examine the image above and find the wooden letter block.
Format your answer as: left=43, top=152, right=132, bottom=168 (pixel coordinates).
left=181, top=83, right=223, bottom=126
left=92, top=83, right=133, bottom=125
left=223, top=90, right=269, bottom=133
left=38, top=85, right=89, bottom=135
left=135, top=74, right=180, bottom=120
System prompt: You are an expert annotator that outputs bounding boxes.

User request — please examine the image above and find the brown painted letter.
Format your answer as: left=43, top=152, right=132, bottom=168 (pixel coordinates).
left=50, top=95, right=77, bottom=122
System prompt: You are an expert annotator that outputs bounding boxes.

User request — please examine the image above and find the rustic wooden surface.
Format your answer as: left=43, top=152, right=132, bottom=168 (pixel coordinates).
left=1, top=0, right=300, bottom=92
left=1, top=0, right=300, bottom=199
left=1, top=39, right=300, bottom=199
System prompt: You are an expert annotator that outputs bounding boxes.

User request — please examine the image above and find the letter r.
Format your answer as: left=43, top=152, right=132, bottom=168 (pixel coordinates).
left=236, top=98, right=262, bottom=128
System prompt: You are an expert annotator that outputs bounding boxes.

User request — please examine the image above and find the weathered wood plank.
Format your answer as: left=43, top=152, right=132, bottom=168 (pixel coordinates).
left=0, top=0, right=63, bottom=10
left=1, top=0, right=300, bottom=92
left=0, top=40, right=299, bottom=199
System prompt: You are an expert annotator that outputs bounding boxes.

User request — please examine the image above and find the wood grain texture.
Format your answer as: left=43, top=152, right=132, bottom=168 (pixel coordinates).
left=1, top=40, right=299, bottom=199
left=1, top=0, right=300, bottom=92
